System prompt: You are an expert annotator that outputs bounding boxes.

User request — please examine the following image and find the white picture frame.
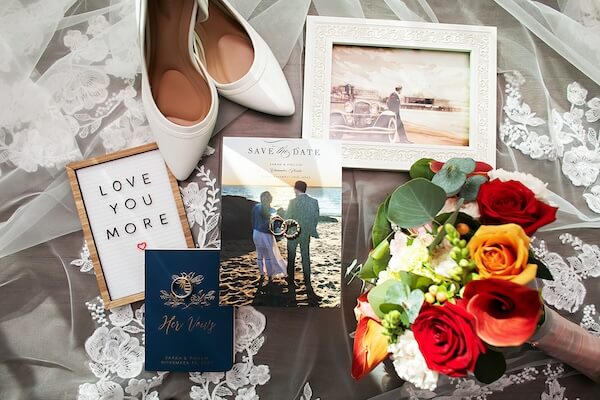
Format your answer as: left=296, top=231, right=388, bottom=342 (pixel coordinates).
left=302, top=16, right=497, bottom=171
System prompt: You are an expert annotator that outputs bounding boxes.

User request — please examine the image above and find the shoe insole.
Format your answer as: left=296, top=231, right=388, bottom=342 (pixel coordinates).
left=149, top=0, right=211, bottom=126
left=195, top=1, right=254, bottom=84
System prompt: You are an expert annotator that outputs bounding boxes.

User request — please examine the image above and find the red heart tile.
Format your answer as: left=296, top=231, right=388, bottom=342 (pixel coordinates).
left=137, top=242, right=147, bottom=250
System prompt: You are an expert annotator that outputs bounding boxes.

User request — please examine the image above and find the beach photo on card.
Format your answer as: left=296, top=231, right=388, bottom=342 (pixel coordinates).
left=330, top=45, right=470, bottom=146
left=219, top=138, right=342, bottom=308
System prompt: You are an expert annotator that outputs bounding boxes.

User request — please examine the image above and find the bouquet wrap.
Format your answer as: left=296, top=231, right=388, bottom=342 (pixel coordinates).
left=530, top=306, right=600, bottom=383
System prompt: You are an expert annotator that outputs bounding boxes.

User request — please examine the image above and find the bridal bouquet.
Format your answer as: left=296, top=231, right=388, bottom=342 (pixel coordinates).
left=350, top=158, right=559, bottom=390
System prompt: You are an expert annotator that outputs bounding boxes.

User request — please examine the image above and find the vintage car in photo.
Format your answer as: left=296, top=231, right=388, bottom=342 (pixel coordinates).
left=329, top=99, right=398, bottom=142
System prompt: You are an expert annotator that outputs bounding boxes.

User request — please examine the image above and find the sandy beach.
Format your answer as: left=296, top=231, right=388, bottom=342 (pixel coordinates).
left=219, top=220, right=342, bottom=308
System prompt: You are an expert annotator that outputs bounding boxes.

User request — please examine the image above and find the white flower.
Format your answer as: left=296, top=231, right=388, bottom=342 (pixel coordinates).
left=77, top=381, right=124, bottom=400
left=248, top=365, right=270, bottom=385
left=516, top=132, right=554, bottom=160
left=190, top=371, right=225, bottom=385
left=488, top=169, right=551, bottom=201
left=190, top=386, right=209, bottom=400
left=8, top=120, right=80, bottom=173
left=181, top=182, right=209, bottom=228
left=430, top=243, right=460, bottom=280
left=146, top=391, right=159, bottom=400
left=439, top=197, right=480, bottom=219
left=388, top=237, right=430, bottom=274
left=84, top=326, right=144, bottom=379
left=235, top=387, right=259, bottom=400
left=50, top=68, right=109, bottom=115
left=87, top=15, right=110, bottom=36
left=562, top=145, right=600, bottom=187
left=376, top=269, right=393, bottom=285
left=388, top=331, right=438, bottom=391
left=583, top=185, right=600, bottom=213
left=389, top=231, right=409, bottom=255
left=567, top=82, right=588, bottom=106
left=64, top=30, right=89, bottom=50
left=586, top=97, right=600, bottom=123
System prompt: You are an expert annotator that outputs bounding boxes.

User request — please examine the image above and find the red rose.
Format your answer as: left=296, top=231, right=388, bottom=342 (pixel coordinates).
left=462, top=279, right=542, bottom=347
left=412, top=302, right=486, bottom=377
left=477, top=179, right=558, bottom=235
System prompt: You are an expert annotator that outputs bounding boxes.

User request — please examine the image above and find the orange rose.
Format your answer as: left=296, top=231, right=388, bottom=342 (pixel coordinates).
left=467, top=224, right=537, bottom=284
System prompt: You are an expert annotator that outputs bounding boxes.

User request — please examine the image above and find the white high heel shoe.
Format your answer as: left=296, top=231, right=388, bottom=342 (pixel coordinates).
left=137, top=0, right=218, bottom=180
left=194, top=0, right=295, bottom=116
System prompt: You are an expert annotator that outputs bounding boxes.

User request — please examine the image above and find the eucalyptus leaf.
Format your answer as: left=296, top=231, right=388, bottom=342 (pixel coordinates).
left=432, top=167, right=467, bottom=196
left=459, top=175, right=488, bottom=201
left=445, top=157, right=476, bottom=174
left=409, top=158, right=435, bottom=180
left=384, top=281, right=410, bottom=305
left=367, top=280, right=398, bottom=318
left=474, top=349, right=506, bottom=384
left=372, top=196, right=392, bottom=248
left=387, top=178, right=447, bottom=228
left=406, top=290, right=425, bottom=323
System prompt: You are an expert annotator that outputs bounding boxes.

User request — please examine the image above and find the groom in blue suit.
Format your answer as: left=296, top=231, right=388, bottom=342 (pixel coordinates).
left=286, top=180, right=321, bottom=305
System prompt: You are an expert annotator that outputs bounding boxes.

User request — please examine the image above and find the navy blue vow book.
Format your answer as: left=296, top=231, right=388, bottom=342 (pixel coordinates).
left=145, top=249, right=234, bottom=372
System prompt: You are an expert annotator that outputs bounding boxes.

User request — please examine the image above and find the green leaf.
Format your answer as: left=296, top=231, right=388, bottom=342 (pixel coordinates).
left=459, top=175, right=488, bottom=201
left=367, top=280, right=398, bottom=318
left=445, top=158, right=476, bottom=174
left=529, top=251, right=554, bottom=280
left=379, top=303, right=403, bottom=314
left=398, top=271, right=433, bottom=291
left=372, top=196, right=392, bottom=248
left=358, top=257, right=377, bottom=280
left=371, top=239, right=390, bottom=260
left=474, top=349, right=507, bottom=384
left=372, top=253, right=391, bottom=276
left=406, top=290, right=425, bottom=323
left=409, top=158, right=435, bottom=180
left=432, top=167, right=467, bottom=196
left=387, top=178, right=447, bottom=228
left=428, top=198, right=463, bottom=251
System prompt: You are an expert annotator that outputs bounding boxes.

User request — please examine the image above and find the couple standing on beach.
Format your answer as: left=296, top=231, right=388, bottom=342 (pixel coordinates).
left=251, top=180, right=322, bottom=305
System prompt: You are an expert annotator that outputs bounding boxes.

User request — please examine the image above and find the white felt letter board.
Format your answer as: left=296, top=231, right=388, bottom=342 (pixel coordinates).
left=67, top=143, right=194, bottom=308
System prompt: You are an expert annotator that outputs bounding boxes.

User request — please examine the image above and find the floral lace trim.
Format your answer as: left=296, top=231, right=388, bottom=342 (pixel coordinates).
left=405, top=364, right=569, bottom=400
left=0, top=5, right=149, bottom=175
left=531, top=233, right=600, bottom=313
left=580, top=304, right=600, bottom=336
left=180, top=165, right=221, bottom=249
left=501, top=72, right=600, bottom=214
left=188, top=307, right=270, bottom=400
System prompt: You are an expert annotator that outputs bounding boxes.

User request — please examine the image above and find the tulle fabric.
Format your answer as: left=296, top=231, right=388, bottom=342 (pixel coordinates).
left=1, top=0, right=600, bottom=399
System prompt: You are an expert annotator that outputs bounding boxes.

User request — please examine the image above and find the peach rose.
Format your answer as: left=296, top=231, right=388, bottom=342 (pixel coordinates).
left=467, top=224, right=537, bottom=285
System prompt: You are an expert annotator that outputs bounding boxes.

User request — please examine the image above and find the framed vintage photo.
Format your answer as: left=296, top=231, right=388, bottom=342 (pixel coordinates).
left=302, top=16, right=497, bottom=170
left=66, top=143, right=194, bottom=308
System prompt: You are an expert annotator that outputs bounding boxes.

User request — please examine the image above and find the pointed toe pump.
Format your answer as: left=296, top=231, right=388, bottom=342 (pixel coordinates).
left=139, top=0, right=219, bottom=180
left=194, top=0, right=295, bottom=116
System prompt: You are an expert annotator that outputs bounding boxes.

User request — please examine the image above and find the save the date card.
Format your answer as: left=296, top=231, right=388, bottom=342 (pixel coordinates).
left=145, top=249, right=233, bottom=372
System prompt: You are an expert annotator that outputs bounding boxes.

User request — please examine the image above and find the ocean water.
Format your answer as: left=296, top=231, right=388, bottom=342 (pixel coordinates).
left=223, top=185, right=342, bottom=217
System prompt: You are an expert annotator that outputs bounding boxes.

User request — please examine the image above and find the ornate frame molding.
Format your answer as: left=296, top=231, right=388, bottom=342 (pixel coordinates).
left=302, top=16, right=497, bottom=170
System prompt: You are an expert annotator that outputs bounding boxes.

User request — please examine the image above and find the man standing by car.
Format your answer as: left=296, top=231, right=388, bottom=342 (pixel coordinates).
left=387, top=85, right=412, bottom=143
